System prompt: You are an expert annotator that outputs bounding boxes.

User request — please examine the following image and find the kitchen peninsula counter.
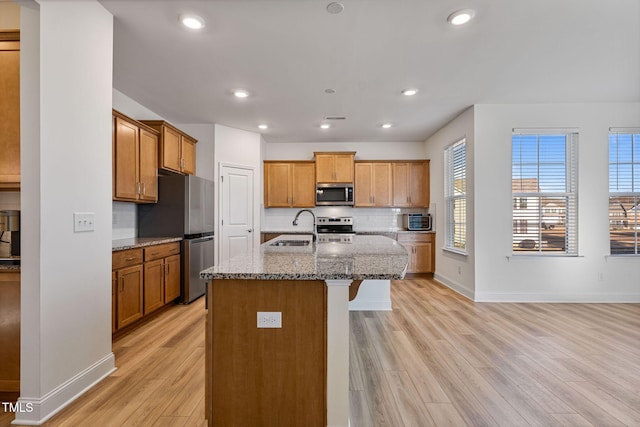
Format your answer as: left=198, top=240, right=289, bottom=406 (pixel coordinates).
left=201, top=234, right=408, bottom=427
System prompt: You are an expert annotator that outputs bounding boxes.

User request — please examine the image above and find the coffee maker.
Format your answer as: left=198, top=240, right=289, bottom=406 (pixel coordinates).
left=0, top=210, right=20, bottom=258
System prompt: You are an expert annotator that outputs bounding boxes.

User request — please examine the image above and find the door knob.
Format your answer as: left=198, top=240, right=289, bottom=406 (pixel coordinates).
left=247, top=229, right=253, bottom=233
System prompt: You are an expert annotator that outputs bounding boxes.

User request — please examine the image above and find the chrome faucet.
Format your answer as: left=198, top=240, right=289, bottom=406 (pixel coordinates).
left=292, top=209, right=317, bottom=243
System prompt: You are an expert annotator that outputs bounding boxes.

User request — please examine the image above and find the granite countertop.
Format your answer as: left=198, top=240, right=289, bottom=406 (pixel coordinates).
left=112, top=237, right=183, bottom=252
left=201, top=234, right=408, bottom=281
left=0, top=263, right=20, bottom=271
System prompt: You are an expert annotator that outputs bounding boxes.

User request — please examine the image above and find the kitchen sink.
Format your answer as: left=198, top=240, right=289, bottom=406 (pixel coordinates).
left=269, top=239, right=311, bottom=247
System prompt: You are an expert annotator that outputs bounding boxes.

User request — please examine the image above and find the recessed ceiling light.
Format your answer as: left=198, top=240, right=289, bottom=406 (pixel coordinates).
left=320, top=123, right=331, bottom=129
left=179, top=14, right=206, bottom=30
left=402, top=88, right=418, bottom=96
left=325, top=88, right=336, bottom=94
left=326, top=2, right=344, bottom=14
left=233, top=89, right=250, bottom=98
left=258, top=124, right=268, bottom=130
left=381, top=123, right=393, bottom=129
left=447, top=9, right=475, bottom=26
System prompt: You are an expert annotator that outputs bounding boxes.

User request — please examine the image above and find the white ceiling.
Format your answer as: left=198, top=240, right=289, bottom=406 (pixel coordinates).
left=100, top=0, right=640, bottom=143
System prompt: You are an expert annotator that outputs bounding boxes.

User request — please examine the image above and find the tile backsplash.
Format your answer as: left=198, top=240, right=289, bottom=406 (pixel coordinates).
left=262, top=206, right=430, bottom=232
left=112, top=202, right=137, bottom=240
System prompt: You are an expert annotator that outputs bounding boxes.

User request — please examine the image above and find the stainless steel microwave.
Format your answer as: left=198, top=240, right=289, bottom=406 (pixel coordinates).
left=316, top=183, right=354, bottom=206
left=403, top=213, right=432, bottom=231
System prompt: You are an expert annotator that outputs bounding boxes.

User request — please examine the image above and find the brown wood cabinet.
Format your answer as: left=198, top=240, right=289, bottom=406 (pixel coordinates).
left=112, top=242, right=181, bottom=334
left=314, top=152, right=355, bottom=183
left=140, top=120, right=197, bottom=175
left=264, top=161, right=315, bottom=208
left=0, top=270, right=20, bottom=393
left=113, top=110, right=159, bottom=203
left=0, top=33, right=20, bottom=190
left=354, top=161, right=392, bottom=207
left=397, top=233, right=434, bottom=273
left=392, top=161, right=430, bottom=208
left=143, top=242, right=181, bottom=314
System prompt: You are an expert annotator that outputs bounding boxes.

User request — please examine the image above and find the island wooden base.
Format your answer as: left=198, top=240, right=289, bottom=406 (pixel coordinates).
left=206, top=279, right=327, bottom=426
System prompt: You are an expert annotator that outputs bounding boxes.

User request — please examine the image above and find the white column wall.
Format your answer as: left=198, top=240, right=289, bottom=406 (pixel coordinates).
left=424, top=107, right=476, bottom=299
left=474, top=103, right=640, bottom=301
left=214, top=124, right=262, bottom=263
left=18, top=1, right=115, bottom=423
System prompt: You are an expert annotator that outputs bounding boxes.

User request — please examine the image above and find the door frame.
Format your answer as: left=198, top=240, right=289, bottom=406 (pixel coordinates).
left=216, top=162, right=259, bottom=264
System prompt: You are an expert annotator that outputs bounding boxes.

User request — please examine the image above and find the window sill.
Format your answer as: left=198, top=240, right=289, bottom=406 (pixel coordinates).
left=506, top=254, right=584, bottom=261
left=605, top=254, right=640, bottom=260
left=443, top=247, right=467, bottom=256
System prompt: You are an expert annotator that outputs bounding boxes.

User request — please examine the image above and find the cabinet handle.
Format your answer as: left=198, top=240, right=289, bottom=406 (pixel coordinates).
left=142, top=182, right=146, bottom=195
left=126, top=257, right=136, bottom=261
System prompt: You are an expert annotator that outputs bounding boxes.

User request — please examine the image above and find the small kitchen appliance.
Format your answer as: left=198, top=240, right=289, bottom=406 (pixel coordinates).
left=403, top=213, right=432, bottom=231
left=0, top=210, right=20, bottom=258
left=315, top=183, right=354, bottom=206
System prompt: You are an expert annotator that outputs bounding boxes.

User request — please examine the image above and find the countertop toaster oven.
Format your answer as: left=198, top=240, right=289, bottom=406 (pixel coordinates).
left=403, top=213, right=432, bottom=231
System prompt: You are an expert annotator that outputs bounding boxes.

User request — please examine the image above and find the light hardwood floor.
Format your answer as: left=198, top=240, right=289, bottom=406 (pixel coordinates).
left=3, top=277, right=640, bottom=426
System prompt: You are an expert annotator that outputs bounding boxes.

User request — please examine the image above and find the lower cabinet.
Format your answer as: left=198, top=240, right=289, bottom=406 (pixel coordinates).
left=0, top=270, right=20, bottom=393
left=397, top=233, right=434, bottom=273
left=112, top=242, right=181, bottom=334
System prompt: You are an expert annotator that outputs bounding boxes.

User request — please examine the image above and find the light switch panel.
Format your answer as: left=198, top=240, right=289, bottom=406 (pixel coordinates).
left=73, top=212, right=95, bottom=232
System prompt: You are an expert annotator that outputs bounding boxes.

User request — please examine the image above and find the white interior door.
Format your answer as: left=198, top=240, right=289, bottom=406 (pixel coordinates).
left=220, top=165, right=254, bottom=264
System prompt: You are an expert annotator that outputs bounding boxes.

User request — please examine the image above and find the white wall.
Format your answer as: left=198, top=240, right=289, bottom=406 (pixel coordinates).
left=18, top=2, right=115, bottom=423
left=473, top=103, right=640, bottom=302
left=214, top=124, right=262, bottom=263
left=265, top=141, right=426, bottom=161
left=424, top=107, right=476, bottom=299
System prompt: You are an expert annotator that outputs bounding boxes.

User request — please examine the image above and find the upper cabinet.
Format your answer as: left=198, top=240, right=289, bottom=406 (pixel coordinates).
left=140, top=120, right=197, bottom=175
left=314, top=152, right=355, bottom=183
left=354, top=162, right=392, bottom=207
left=392, top=161, right=430, bottom=208
left=113, top=110, right=159, bottom=203
left=264, top=161, right=315, bottom=208
left=0, top=32, right=20, bottom=190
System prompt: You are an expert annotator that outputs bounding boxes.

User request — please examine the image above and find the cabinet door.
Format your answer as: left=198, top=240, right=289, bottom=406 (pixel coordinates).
left=160, top=126, right=182, bottom=173
left=0, top=271, right=20, bottom=392
left=116, top=265, right=144, bottom=329
left=392, top=163, right=411, bottom=207
left=114, top=117, right=140, bottom=201
left=164, top=254, right=181, bottom=303
left=333, top=154, right=354, bottom=183
left=112, top=272, right=117, bottom=333
left=264, top=163, right=292, bottom=207
left=144, top=259, right=165, bottom=314
left=0, top=41, right=20, bottom=189
left=291, top=163, right=316, bottom=207
left=355, top=163, right=374, bottom=206
left=181, top=137, right=196, bottom=175
left=138, top=128, right=158, bottom=202
left=314, top=155, right=334, bottom=183
left=413, top=242, right=433, bottom=273
left=372, top=163, right=392, bottom=207
left=409, top=162, right=429, bottom=207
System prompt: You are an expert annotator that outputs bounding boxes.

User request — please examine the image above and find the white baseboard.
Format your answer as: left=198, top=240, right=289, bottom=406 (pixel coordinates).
left=433, top=273, right=475, bottom=300
left=349, top=298, right=392, bottom=311
left=474, top=292, right=640, bottom=303
left=12, top=353, right=116, bottom=426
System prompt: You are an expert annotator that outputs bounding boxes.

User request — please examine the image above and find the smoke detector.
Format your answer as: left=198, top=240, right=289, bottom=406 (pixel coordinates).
left=326, top=2, right=344, bottom=14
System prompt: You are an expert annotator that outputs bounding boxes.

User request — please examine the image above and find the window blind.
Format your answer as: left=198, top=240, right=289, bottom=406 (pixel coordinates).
left=511, top=132, right=578, bottom=255
left=444, top=139, right=466, bottom=252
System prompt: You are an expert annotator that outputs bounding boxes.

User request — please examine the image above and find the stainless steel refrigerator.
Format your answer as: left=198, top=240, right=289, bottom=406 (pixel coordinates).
left=138, top=174, right=214, bottom=303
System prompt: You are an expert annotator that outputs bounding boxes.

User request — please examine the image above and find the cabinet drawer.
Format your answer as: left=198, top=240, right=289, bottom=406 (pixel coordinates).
left=397, top=233, right=433, bottom=243
left=144, top=242, right=180, bottom=261
left=112, top=248, right=143, bottom=270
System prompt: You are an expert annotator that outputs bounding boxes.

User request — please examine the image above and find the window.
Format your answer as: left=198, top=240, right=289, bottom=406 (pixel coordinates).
left=512, top=131, right=578, bottom=255
left=444, top=138, right=466, bottom=253
left=609, top=129, right=640, bottom=255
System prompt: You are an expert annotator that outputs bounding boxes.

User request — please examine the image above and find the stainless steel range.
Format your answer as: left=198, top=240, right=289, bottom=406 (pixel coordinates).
left=316, top=217, right=355, bottom=243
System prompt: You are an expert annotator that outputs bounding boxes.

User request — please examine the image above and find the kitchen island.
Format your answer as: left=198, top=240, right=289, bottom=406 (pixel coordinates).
left=200, top=234, right=408, bottom=427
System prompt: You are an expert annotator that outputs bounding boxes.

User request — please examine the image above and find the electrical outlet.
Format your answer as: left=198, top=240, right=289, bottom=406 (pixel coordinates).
left=257, top=312, right=282, bottom=328
left=73, top=212, right=95, bottom=233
